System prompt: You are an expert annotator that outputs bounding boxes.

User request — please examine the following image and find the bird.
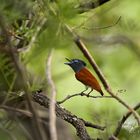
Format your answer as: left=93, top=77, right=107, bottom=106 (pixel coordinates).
left=64, top=58, right=104, bottom=96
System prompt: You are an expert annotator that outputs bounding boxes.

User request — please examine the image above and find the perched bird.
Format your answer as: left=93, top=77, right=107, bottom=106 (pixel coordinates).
left=64, top=58, right=104, bottom=96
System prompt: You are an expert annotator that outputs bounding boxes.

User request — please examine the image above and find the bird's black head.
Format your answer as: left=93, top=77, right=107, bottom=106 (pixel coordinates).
left=64, top=58, right=86, bottom=72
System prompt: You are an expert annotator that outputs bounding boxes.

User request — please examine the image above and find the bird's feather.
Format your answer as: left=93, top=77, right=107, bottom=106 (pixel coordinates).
left=75, top=67, right=103, bottom=95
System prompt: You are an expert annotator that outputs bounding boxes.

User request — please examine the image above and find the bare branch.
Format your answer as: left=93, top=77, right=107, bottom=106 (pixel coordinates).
left=33, top=92, right=105, bottom=140
left=81, top=119, right=105, bottom=131
left=113, top=102, right=140, bottom=137
left=58, top=92, right=112, bottom=104
left=65, top=24, right=140, bottom=125
left=82, top=16, right=121, bottom=30
left=46, top=49, right=57, bottom=140
left=74, top=37, right=110, bottom=89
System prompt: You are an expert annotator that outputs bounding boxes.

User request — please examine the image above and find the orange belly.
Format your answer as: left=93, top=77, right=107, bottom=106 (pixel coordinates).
left=75, top=68, right=102, bottom=93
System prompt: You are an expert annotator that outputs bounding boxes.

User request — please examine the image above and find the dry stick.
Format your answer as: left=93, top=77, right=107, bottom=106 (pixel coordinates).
left=113, top=102, right=140, bottom=137
left=1, top=96, right=105, bottom=132
left=82, top=16, right=121, bottom=30
left=33, top=92, right=105, bottom=140
left=81, top=118, right=105, bottom=130
left=75, top=37, right=140, bottom=125
left=65, top=24, right=140, bottom=125
left=58, top=92, right=112, bottom=104
left=0, top=14, right=46, bottom=140
left=46, top=49, right=57, bottom=140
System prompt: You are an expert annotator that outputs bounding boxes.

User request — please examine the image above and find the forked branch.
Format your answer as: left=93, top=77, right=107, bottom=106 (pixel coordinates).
left=65, top=24, right=140, bottom=125
left=33, top=92, right=105, bottom=140
left=58, top=92, right=112, bottom=104
left=113, top=102, right=140, bottom=137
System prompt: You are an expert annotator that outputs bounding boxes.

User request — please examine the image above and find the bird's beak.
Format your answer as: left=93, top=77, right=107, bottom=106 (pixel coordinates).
left=64, top=58, right=71, bottom=65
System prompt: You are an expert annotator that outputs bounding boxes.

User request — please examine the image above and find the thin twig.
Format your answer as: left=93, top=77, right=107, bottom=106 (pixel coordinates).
left=82, top=16, right=121, bottom=30
left=46, top=49, right=57, bottom=140
left=113, top=102, right=140, bottom=137
left=58, top=92, right=112, bottom=104
left=1, top=96, right=105, bottom=132
left=107, top=89, right=140, bottom=125
left=33, top=92, right=105, bottom=140
left=74, top=37, right=110, bottom=89
left=81, top=119, right=105, bottom=131
left=65, top=24, right=140, bottom=125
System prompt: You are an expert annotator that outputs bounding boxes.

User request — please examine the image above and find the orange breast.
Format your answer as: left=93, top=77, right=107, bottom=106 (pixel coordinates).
left=75, top=68, right=102, bottom=92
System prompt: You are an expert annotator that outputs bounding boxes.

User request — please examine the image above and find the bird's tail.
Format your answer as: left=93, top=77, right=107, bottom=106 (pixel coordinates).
left=99, top=90, right=104, bottom=96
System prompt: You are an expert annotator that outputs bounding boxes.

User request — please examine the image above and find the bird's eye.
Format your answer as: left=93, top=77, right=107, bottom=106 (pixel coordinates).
left=74, top=60, right=79, bottom=63
left=71, top=59, right=78, bottom=63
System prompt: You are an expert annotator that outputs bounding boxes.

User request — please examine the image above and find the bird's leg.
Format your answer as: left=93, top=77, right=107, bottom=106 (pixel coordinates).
left=81, top=86, right=88, bottom=95
left=87, top=88, right=93, bottom=97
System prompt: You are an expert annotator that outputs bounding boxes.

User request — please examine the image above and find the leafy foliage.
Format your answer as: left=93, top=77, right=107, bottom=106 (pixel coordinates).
left=0, top=0, right=140, bottom=140
left=0, top=53, right=16, bottom=91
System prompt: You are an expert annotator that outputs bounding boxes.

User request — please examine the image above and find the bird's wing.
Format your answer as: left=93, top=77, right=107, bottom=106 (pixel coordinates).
left=75, top=68, right=101, bottom=92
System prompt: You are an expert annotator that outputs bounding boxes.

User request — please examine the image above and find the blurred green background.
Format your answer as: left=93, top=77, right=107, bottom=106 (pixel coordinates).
left=0, top=0, right=140, bottom=139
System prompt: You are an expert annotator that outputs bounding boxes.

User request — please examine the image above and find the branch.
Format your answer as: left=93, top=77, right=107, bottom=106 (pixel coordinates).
left=57, top=92, right=112, bottom=104
left=0, top=13, right=47, bottom=140
left=77, top=0, right=111, bottom=13
left=33, top=92, right=105, bottom=140
left=112, top=102, right=140, bottom=138
left=65, top=24, right=140, bottom=125
left=74, top=37, right=109, bottom=89
left=46, top=49, right=57, bottom=140
left=82, top=16, right=121, bottom=30
left=81, top=119, right=105, bottom=131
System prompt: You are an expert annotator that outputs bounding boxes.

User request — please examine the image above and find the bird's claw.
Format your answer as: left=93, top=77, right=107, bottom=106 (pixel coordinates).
left=80, top=92, right=84, bottom=96
left=86, top=94, right=90, bottom=97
